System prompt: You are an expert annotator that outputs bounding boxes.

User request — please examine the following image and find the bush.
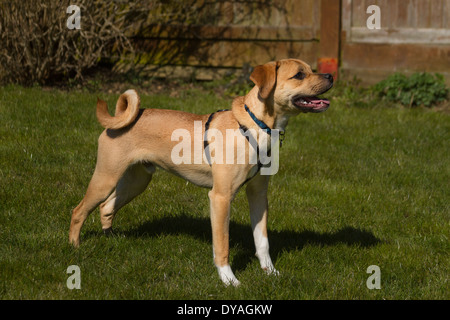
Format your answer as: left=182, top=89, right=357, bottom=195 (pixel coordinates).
left=0, top=0, right=134, bottom=85
left=0, top=0, right=246, bottom=85
left=373, top=72, right=448, bottom=107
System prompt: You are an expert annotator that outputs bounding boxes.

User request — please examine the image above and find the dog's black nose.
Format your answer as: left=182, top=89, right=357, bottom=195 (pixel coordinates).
left=323, top=73, right=334, bottom=83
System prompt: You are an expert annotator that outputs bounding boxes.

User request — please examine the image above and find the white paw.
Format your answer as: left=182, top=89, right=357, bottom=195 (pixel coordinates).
left=262, top=265, right=280, bottom=276
left=257, top=253, right=279, bottom=276
left=217, top=265, right=240, bottom=287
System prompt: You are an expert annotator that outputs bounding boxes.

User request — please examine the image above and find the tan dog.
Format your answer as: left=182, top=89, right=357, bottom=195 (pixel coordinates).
left=69, top=59, right=333, bottom=286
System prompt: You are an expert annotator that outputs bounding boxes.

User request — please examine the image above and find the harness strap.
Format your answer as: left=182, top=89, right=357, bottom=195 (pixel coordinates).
left=238, top=123, right=265, bottom=185
left=203, top=106, right=283, bottom=185
left=204, top=109, right=228, bottom=165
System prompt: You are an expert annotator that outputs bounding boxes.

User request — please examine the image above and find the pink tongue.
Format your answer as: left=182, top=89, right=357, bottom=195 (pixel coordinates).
left=304, top=97, right=330, bottom=105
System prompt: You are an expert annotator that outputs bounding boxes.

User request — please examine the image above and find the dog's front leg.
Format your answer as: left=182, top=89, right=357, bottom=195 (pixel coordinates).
left=208, top=188, right=240, bottom=286
left=246, top=174, right=279, bottom=276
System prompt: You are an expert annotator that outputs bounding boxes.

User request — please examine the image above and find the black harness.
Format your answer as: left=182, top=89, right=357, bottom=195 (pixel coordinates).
left=203, top=109, right=228, bottom=165
left=203, top=106, right=285, bottom=184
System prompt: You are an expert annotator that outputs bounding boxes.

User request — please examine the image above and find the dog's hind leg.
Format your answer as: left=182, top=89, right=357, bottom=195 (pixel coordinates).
left=100, top=163, right=154, bottom=233
left=69, top=135, right=134, bottom=247
left=69, top=169, right=120, bottom=247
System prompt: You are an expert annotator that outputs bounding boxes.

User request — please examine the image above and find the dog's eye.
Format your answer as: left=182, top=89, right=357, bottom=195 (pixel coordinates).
left=292, top=72, right=305, bottom=80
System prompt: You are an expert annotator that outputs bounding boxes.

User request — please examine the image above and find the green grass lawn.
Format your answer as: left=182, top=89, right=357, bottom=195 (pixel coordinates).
left=0, top=84, right=448, bottom=299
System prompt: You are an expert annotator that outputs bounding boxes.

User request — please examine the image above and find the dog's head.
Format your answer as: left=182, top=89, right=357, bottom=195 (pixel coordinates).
left=250, top=59, right=333, bottom=114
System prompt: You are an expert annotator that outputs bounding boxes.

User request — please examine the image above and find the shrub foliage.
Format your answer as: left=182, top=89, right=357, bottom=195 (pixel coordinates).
left=0, top=0, right=134, bottom=85
left=373, top=72, right=448, bottom=107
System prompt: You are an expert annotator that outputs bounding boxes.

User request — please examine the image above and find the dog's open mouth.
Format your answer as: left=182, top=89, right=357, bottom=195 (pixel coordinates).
left=293, top=96, right=330, bottom=113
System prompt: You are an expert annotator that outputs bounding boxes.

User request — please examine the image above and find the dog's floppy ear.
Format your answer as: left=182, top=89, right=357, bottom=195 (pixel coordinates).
left=250, top=61, right=279, bottom=99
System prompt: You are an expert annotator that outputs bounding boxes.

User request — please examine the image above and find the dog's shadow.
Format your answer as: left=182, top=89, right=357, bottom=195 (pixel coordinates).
left=110, top=214, right=381, bottom=272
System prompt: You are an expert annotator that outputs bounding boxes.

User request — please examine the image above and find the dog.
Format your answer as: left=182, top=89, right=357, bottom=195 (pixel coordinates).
left=69, top=58, right=333, bottom=286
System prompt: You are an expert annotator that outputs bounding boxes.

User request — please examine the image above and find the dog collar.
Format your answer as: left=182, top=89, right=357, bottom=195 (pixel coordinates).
left=244, top=105, right=272, bottom=135
left=244, top=105, right=285, bottom=147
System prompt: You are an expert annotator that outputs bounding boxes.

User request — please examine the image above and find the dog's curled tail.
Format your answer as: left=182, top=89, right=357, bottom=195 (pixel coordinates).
left=96, top=89, right=140, bottom=130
